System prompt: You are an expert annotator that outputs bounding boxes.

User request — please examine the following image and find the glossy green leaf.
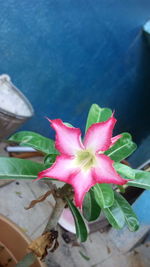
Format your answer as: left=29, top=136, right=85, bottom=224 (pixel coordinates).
left=66, top=198, right=89, bottom=242
left=127, top=170, right=150, bottom=190
left=0, top=157, right=45, bottom=179
left=44, top=154, right=57, bottom=168
left=85, top=104, right=112, bottom=132
left=114, top=162, right=135, bottom=179
left=9, top=131, right=58, bottom=155
left=103, top=200, right=125, bottom=229
left=82, top=189, right=101, bottom=221
left=114, top=164, right=150, bottom=190
left=105, top=133, right=137, bottom=162
left=93, top=184, right=114, bottom=208
left=114, top=192, right=139, bottom=231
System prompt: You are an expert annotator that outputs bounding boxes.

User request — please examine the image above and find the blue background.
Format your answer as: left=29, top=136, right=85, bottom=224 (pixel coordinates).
left=0, top=0, right=150, bottom=166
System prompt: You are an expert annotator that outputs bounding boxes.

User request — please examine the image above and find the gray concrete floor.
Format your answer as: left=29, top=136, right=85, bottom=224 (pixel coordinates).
left=0, top=143, right=149, bottom=267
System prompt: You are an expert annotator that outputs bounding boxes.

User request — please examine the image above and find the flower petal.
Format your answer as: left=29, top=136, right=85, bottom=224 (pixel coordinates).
left=38, top=154, right=78, bottom=182
left=70, top=170, right=96, bottom=208
left=48, top=119, right=84, bottom=155
left=110, top=134, right=122, bottom=147
left=84, top=116, right=116, bottom=152
left=93, top=154, right=128, bottom=185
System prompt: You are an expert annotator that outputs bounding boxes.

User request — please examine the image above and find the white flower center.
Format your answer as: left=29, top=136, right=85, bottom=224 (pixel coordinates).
left=75, top=149, right=96, bottom=171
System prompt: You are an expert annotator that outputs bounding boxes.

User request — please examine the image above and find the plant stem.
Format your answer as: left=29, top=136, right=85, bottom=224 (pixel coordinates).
left=16, top=183, right=73, bottom=266
left=44, top=196, right=66, bottom=232
left=44, top=183, right=73, bottom=232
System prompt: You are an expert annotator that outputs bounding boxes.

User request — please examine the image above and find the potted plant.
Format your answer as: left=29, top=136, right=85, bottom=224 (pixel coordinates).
left=0, top=103, right=149, bottom=266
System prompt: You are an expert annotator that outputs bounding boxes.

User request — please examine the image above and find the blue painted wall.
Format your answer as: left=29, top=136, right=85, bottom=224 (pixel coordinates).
left=0, top=0, right=150, bottom=164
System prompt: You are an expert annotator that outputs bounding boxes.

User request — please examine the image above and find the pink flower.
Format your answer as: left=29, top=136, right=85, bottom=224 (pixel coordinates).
left=38, top=116, right=128, bottom=208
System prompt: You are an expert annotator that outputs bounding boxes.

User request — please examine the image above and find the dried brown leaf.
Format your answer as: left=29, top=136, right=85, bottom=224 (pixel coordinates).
left=25, top=190, right=52, bottom=210
left=28, top=231, right=59, bottom=259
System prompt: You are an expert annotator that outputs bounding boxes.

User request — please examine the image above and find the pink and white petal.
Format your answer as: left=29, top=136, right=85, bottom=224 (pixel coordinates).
left=93, top=154, right=128, bottom=185
left=110, top=134, right=122, bottom=147
left=48, top=118, right=84, bottom=155
left=84, top=116, right=116, bottom=153
left=70, top=170, right=96, bottom=208
left=38, top=154, right=78, bottom=182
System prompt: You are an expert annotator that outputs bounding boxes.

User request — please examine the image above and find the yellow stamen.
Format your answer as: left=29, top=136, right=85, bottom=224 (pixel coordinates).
left=75, top=150, right=96, bottom=171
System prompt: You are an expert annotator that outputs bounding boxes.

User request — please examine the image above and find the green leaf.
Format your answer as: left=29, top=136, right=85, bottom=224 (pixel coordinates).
left=8, top=131, right=58, bottom=155
left=103, top=200, right=125, bottom=229
left=82, top=189, right=101, bottom=221
left=117, top=185, right=125, bottom=193
left=114, top=164, right=150, bottom=190
left=66, top=198, right=89, bottom=242
left=114, top=162, right=135, bottom=179
left=44, top=154, right=57, bottom=168
left=85, top=104, right=112, bottom=132
left=79, top=251, right=90, bottom=261
left=114, top=192, right=139, bottom=231
left=105, top=133, right=137, bottom=162
left=93, top=184, right=114, bottom=208
left=127, top=170, right=150, bottom=190
left=0, top=157, right=45, bottom=179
